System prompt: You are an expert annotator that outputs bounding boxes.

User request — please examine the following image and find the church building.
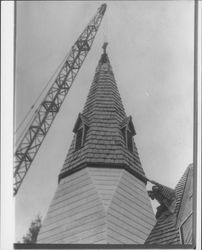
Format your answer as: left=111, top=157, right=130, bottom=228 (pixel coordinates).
left=37, top=45, right=193, bottom=245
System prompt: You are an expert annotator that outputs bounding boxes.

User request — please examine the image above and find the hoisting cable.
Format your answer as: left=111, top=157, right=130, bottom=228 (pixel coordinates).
left=14, top=3, right=107, bottom=195
left=102, top=2, right=108, bottom=46
left=14, top=48, right=73, bottom=144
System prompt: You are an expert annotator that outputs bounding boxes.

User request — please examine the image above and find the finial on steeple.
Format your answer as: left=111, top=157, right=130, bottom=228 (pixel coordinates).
left=99, top=42, right=109, bottom=64
left=102, top=42, right=108, bottom=54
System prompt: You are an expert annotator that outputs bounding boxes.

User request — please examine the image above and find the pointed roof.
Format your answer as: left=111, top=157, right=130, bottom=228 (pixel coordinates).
left=72, top=113, right=89, bottom=133
left=145, top=164, right=193, bottom=244
left=59, top=46, right=146, bottom=183
left=120, top=116, right=136, bottom=135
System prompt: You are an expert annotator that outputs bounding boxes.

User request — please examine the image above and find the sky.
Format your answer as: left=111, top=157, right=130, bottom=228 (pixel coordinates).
left=14, top=1, right=194, bottom=242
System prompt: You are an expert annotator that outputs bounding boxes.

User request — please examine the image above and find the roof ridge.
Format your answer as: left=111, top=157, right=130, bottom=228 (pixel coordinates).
left=174, top=166, right=191, bottom=215
left=174, top=164, right=193, bottom=226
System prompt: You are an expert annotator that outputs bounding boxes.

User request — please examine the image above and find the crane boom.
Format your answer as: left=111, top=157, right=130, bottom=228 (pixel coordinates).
left=14, top=4, right=107, bottom=196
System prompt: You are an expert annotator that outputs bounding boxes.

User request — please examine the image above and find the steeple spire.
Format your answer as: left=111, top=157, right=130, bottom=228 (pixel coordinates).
left=37, top=48, right=155, bottom=244
left=59, top=45, right=146, bottom=183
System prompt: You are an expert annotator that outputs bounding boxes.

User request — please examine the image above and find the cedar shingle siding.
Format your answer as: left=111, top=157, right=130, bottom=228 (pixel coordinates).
left=60, top=53, right=145, bottom=180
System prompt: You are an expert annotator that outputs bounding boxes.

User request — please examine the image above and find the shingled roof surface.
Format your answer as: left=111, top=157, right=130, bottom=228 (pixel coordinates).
left=145, top=164, right=193, bottom=244
left=60, top=51, right=145, bottom=180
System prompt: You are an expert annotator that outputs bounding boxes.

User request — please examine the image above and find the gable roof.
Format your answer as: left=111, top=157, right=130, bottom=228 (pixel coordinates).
left=59, top=50, right=146, bottom=183
left=73, top=113, right=89, bottom=133
left=120, top=116, right=136, bottom=135
left=145, top=164, right=193, bottom=245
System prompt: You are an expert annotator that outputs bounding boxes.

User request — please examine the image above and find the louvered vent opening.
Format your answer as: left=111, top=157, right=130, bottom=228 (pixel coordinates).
left=121, top=127, right=133, bottom=153
left=75, top=125, right=89, bottom=151
left=75, top=128, right=83, bottom=150
left=127, top=130, right=133, bottom=152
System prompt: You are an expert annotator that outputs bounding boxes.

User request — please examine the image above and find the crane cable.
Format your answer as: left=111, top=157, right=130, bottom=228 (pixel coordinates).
left=15, top=47, right=72, bottom=145
left=102, top=3, right=108, bottom=45
left=15, top=3, right=108, bottom=143
left=15, top=4, right=106, bottom=146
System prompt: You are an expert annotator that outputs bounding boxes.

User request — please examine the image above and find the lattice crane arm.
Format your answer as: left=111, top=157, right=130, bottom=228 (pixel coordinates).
left=14, top=3, right=107, bottom=196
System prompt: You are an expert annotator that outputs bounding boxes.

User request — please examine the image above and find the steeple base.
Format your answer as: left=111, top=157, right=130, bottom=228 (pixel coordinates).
left=37, top=167, right=155, bottom=244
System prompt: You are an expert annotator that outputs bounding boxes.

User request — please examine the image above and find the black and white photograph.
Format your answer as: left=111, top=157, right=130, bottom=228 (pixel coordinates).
left=1, top=0, right=200, bottom=249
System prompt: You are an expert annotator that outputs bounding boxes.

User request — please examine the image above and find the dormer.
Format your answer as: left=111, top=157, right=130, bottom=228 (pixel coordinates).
left=120, top=116, right=136, bottom=153
left=73, top=113, right=89, bottom=151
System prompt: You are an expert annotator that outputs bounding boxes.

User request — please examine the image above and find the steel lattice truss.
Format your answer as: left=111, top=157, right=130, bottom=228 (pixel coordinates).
left=14, top=4, right=107, bottom=196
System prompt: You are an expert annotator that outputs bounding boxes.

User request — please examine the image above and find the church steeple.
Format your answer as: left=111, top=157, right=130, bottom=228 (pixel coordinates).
left=59, top=44, right=146, bottom=183
left=37, top=45, right=155, bottom=244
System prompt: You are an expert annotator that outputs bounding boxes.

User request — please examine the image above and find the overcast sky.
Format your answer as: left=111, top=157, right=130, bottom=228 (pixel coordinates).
left=15, top=1, right=194, bottom=242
